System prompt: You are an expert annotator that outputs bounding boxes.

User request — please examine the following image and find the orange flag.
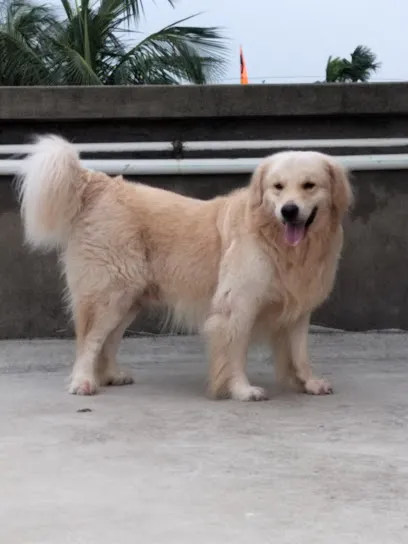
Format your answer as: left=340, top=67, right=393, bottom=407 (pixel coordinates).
left=240, top=46, right=248, bottom=84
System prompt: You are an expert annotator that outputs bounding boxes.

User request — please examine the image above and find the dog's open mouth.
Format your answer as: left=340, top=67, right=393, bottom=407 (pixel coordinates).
left=283, top=207, right=318, bottom=247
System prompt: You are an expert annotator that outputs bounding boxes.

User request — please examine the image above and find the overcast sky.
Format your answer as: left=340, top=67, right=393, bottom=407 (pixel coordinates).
left=137, top=0, right=408, bottom=83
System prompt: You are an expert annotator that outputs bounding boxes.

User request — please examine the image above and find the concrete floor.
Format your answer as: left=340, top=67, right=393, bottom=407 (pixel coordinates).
left=0, top=332, right=408, bottom=544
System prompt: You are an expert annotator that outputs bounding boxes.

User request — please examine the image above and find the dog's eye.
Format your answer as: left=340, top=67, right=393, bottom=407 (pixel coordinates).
left=302, top=182, right=315, bottom=190
left=274, top=183, right=283, bottom=190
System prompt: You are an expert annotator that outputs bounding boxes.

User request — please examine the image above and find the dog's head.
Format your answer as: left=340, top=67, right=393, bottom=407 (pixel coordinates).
left=249, top=151, right=353, bottom=246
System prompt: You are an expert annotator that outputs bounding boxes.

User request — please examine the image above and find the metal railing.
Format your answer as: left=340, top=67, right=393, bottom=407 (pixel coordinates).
left=3, top=139, right=408, bottom=176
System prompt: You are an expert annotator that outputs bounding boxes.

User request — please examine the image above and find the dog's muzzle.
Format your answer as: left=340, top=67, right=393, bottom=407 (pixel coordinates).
left=282, top=206, right=318, bottom=247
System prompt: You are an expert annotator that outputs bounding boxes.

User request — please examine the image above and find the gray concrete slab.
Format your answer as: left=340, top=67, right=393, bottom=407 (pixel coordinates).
left=0, top=333, right=408, bottom=544
left=3, top=83, right=408, bottom=119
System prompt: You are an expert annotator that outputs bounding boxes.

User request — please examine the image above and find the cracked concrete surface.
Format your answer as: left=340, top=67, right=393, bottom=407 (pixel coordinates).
left=0, top=333, right=408, bottom=543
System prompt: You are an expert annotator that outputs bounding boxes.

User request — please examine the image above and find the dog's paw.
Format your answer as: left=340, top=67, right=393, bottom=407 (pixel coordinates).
left=100, top=371, right=134, bottom=387
left=304, top=378, right=333, bottom=395
left=231, top=384, right=269, bottom=402
left=69, top=376, right=99, bottom=396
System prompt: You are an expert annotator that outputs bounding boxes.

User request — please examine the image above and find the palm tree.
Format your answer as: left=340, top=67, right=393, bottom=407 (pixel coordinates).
left=0, top=0, right=228, bottom=85
left=325, top=45, right=380, bottom=83
left=325, top=55, right=347, bottom=83
left=0, top=0, right=60, bottom=84
left=345, top=45, right=381, bottom=82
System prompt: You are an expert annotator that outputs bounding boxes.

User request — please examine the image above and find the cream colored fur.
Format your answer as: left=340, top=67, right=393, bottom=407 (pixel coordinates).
left=17, top=135, right=353, bottom=400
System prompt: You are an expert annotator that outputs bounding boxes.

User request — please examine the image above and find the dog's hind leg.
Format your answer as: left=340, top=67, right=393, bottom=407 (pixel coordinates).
left=69, top=291, right=134, bottom=396
left=97, top=309, right=139, bottom=387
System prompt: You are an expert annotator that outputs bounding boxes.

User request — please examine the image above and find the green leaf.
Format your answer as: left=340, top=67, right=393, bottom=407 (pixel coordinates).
left=325, top=44, right=380, bottom=83
left=0, top=0, right=229, bottom=86
left=108, top=16, right=228, bottom=84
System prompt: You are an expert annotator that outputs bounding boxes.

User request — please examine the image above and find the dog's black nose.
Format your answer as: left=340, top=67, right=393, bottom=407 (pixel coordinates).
left=281, top=203, right=299, bottom=222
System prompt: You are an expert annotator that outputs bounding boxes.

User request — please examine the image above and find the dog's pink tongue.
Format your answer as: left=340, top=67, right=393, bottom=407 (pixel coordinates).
left=284, top=224, right=305, bottom=246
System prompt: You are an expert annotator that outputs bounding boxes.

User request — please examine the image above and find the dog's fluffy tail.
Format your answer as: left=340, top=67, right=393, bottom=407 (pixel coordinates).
left=17, top=134, right=84, bottom=251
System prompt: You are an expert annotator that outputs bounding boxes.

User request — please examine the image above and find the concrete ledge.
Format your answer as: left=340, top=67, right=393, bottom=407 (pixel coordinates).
left=2, top=83, right=408, bottom=120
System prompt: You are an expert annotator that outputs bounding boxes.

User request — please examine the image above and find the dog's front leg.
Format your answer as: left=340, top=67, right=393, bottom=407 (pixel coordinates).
left=204, top=242, right=271, bottom=401
left=205, top=293, right=268, bottom=402
left=286, top=314, right=333, bottom=395
left=271, top=330, right=303, bottom=391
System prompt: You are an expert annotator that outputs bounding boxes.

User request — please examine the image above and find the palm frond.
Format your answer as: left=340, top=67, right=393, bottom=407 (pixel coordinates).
left=50, top=39, right=103, bottom=85
left=59, top=0, right=75, bottom=21
left=348, top=45, right=380, bottom=82
left=98, top=0, right=175, bottom=25
left=0, top=0, right=61, bottom=84
left=0, top=30, right=53, bottom=84
left=325, top=45, right=380, bottom=83
left=0, top=0, right=229, bottom=85
left=108, top=17, right=228, bottom=84
left=351, top=45, right=379, bottom=68
left=325, top=56, right=345, bottom=83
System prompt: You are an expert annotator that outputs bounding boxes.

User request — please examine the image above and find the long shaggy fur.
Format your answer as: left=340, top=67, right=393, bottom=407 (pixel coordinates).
left=17, top=135, right=83, bottom=250
left=17, top=135, right=353, bottom=400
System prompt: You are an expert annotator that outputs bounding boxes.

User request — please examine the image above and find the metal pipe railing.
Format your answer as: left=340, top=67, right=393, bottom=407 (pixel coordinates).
left=2, top=138, right=408, bottom=155
left=4, top=154, right=408, bottom=176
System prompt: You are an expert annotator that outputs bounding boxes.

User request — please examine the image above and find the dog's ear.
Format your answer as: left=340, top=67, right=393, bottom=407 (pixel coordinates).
left=326, top=158, right=353, bottom=218
left=249, top=160, right=268, bottom=209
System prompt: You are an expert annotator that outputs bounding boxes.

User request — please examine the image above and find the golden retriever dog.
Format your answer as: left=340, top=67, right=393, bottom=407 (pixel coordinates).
left=17, top=135, right=352, bottom=400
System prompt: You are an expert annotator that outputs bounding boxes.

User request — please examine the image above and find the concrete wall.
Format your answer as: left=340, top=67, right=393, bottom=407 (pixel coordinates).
left=1, top=84, right=408, bottom=337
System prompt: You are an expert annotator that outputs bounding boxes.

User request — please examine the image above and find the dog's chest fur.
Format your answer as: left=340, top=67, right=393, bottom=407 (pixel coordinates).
left=260, top=227, right=343, bottom=326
